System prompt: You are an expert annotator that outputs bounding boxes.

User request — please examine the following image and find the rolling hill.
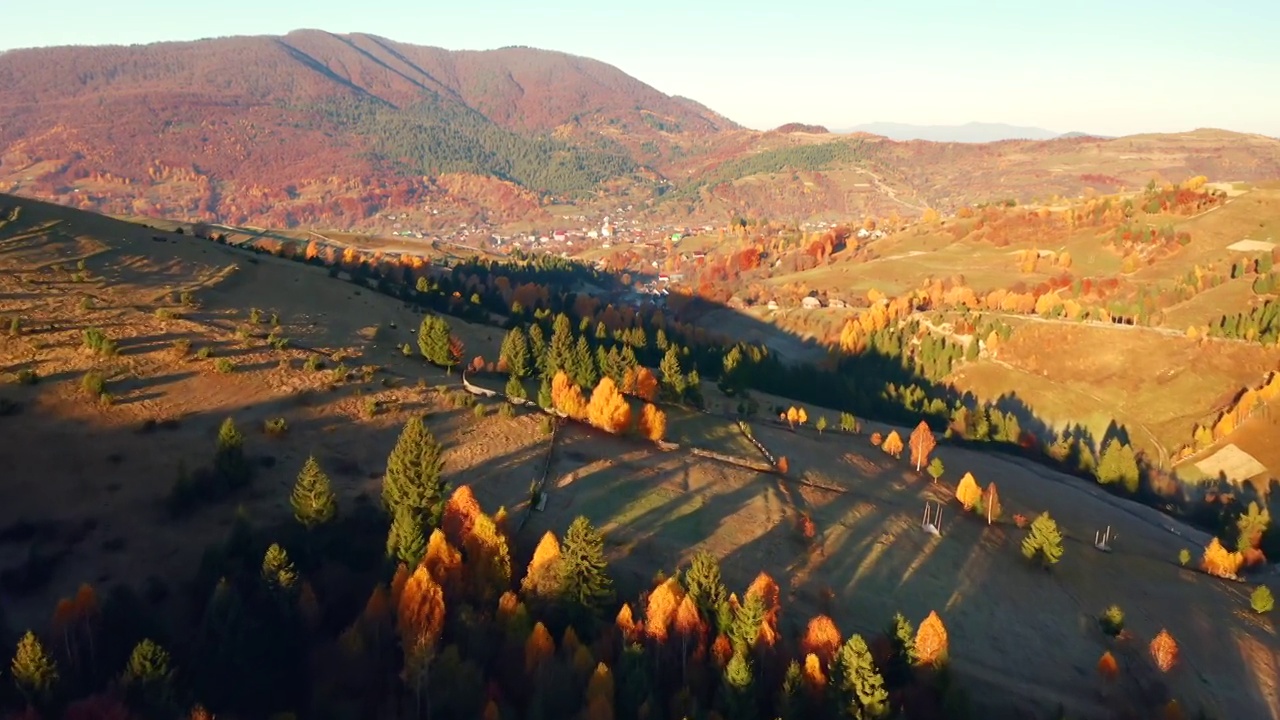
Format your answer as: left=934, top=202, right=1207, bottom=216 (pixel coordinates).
left=839, top=121, right=1066, bottom=142
left=4, top=33, right=1280, bottom=232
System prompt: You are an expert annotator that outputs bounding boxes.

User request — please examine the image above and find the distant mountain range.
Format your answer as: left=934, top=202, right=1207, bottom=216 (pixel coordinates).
left=840, top=121, right=1109, bottom=143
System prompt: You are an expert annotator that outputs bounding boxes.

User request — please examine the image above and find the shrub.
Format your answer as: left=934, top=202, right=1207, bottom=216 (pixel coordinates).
left=1099, top=605, right=1124, bottom=636
left=195, top=346, right=212, bottom=359
left=82, top=328, right=118, bottom=356
left=473, top=404, right=488, bottom=419
left=7, top=316, right=20, bottom=335
left=249, top=308, right=263, bottom=324
left=98, top=392, right=114, bottom=407
left=538, top=416, right=555, bottom=435
left=401, top=343, right=414, bottom=356
left=304, top=355, right=323, bottom=372
left=80, top=297, right=94, bottom=311
left=172, top=339, right=192, bottom=357
left=155, top=307, right=179, bottom=320
left=82, top=371, right=106, bottom=397
left=332, top=363, right=349, bottom=382
left=1253, top=586, right=1274, bottom=614
left=1178, top=548, right=1191, bottom=566
left=215, top=358, right=236, bottom=374
left=270, top=337, right=290, bottom=350
left=364, top=398, right=379, bottom=417
left=264, top=417, right=288, bottom=436
left=14, top=368, right=38, bottom=385
left=180, top=291, right=195, bottom=307
left=498, top=403, right=516, bottom=419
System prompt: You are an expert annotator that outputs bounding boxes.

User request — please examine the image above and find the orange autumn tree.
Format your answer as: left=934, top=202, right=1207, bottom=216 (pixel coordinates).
left=882, top=430, right=904, bottom=459
left=525, top=621, right=556, bottom=675
left=586, top=377, right=632, bottom=434
left=673, top=594, right=704, bottom=681
left=983, top=483, right=1002, bottom=524
left=802, top=653, right=827, bottom=698
left=551, top=371, right=588, bottom=420
left=644, top=577, right=685, bottom=645
left=908, top=420, right=937, bottom=471
left=639, top=403, right=667, bottom=442
left=443, top=486, right=482, bottom=550
left=463, top=512, right=512, bottom=606
left=1201, top=537, right=1244, bottom=578
left=800, top=615, right=841, bottom=667
left=955, top=472, right=982, bottom=511
left=914, top=611, right=949, bottom=667
left=1097, top=651, right=1119, bottom=682
left=585, top=662, right=615, bottom=720
left=397, top=565, right=446, bottom=698
left=1150, top=629, right=1178, bottom=673
left=422, top=529, right=462, bottom=593
left=521, top=531, right=563, bottom=607
left=624, top=366, right=659, bottom=402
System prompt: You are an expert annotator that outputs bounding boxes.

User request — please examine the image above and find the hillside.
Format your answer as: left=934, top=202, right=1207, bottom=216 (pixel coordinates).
left=840, top=121, right=1063, bottom=142
left=5, top=34, right=1280, bottom=233
left=1, top=196, right=1277, bottom=719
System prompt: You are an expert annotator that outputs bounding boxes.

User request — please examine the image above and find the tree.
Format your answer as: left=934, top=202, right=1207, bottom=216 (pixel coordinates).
left=800, top=615, right=841, bottom=667
left=505, top=374, right=528, bottom=401
left=1097, top=651, right=1119, bottom=682
left=398, top=566, right=446, bottom=714
left=537, top=375, right=553, bottom=409
left=831, top=634, right=888, bottom=719
left=214, top=417, right=251, bottom=489
left=261, top=543, right=298, bottom=591
left=1022, top=512, right=1064, bottom=566
left=122, top=638, right=174, bottom=710
left=559, top=516, right=615, bottom=629
left=551, top=370, right=588, bottom=420
left=913, top=611, right=948, bottom=667
left=659, top=346, right=685, bottom=399
left=927, top=457, right=944, bottom=484
left=500, top=327, right=532, bottom=379
left=1097, top=438, right=1140, bottom=494
left=881, top=431, right=904, bottom=459
left=381, top=416, right=448, bottom=527
left=908, top=420, right=937, bottom=472
left=954, top=472, right=982, bottom=510
left=723, top=650, right=756, bottom=720
left=683, top=551, right=728, bottom=622
left=983, top=483, right=1002, bottom=525
left=815, top=416, right=828, bottom=435
left=290, top=455, right=337, bottom=530
left=839, top=412, right=859, bottom=434
left=463, top=512, right=512, bottom=606
left=417, top=315, right=452, bottom=367
left=11, top=630, right=58, bottom=705
left=387, top=506, right=427, bottom=565
left=521, top=531, right=564, bottom=609
left=586, top=377, right=632, bottom=434
left=1149, top=629, right=1178, bottom=673
left=1251, top=585, right=1274, bottom=613
left=639, top=403, right=667, bottom=442
left=1201, top=537, right=1244, bottom=578
left=883, top=613, right=916, bottom=688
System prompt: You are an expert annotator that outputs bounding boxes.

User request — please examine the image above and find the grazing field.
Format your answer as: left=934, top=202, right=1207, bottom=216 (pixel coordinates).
left=947, top=322, right=1280, bottom=464
left=518, top=417, right=1280, bottom=720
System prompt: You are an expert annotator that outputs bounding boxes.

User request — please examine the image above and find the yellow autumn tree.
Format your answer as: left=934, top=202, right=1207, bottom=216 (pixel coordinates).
left=397, top=565, right=445, bottom=695
left=551, top=370, right=588, bottom=420
left=955, top=472, right=982, bottom=511
left=587, top=377, right=632, bottom=434
left=644, top=577, right=684, bottom=644
left=639, top=403, right=667, bottom=441
left=442, top=485, right=481, bottom=550
left=802, top=652, right=826, bottom=698
left=882, top=430, right=904, bottom=459
left=525, top=621, right=556, bottom=674
left=463, top=512, right=511, bottom=605
left=521, top=531, right=563, bottom=605
left=914, top=611, right=948, bottom=667
left=1200, top=537, right=1244, bottom=578
left=585, top=662, right=616, bottom=720
left=421, top=529, right=462, bottom=592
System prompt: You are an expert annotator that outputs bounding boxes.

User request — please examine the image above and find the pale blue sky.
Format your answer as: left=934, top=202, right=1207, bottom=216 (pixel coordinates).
left=3, top=0, right=1277, bottom=136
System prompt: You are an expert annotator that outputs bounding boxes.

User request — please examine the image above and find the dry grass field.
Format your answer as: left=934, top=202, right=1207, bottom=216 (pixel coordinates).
left=2, top=195, right=1278, bottom=720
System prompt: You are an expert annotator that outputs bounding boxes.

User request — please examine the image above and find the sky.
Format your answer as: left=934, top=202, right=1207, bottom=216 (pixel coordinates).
left=3, top=0, right=1278, bottom=137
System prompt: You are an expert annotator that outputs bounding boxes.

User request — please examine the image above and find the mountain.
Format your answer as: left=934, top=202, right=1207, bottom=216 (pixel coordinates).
left=0, top=30, right=737, bottom=227
left=842, top=121, right=1064, bottom=142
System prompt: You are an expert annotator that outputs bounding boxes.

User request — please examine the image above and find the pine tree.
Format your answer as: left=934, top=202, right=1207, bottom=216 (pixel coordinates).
left=537, top=374, right=553, bottom=409
left=729, top=592, right=766, bottom=654
left=547, top=314, right=575, bottom=376
left=214, top=417, right=251, bottom=489
left=387, top=506, right=427, bottom=566
left=500, top=327, right=531, bottom=378
left=659, top=346, right=685, bottom=400
left=381, top=416, right=448, bottom=527
left=722, top=650, right=756, bottom=720
left=505, top=374, right=528, bottom=401
left=1097, top=438, right=1140, bottom=493
left=884, top=612, right=916, bottom=688
left=572, top=335, right=598, bottom=389
left=683, top=551, right=728, bottom=622
left=417, top=315, right=452, bottom=366
left=11, top=631, right=58, bottom=702
left=529, top=323, right=548, bottom=375
left=291, top=455, right=337, bottom=530
left=558, top=516, right=615, bottom=630
left=1022, top=512, right=1064, bottom=566
left=831, top=634, right=889, bottom=719
left=261, top=543, right=298, bottom=591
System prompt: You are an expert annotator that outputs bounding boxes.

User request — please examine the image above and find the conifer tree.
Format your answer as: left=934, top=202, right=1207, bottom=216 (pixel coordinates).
left=547, top=314, right=575, bottom=376
left=722, top=650, right=756, bottom=720
left=683, top=551, right=728, bottom=622
left=558, top=516, right=615, bottom=630
left=538, top=374, right=554, bottom=409
left=291, top=455, right=337, bottom=530
left=659, top=346, right=686, bottom=399
left=572, top=335, right=598, bottom=389
left=381, top=416, right=448, bottom=527
left=261, top=543, right=298, bottom=591
left=884, top=612, right=916, bottom=688
left=214, top=416, right=251, bottom=489
left=1097, top=438, right=1140, bottom=494
left=500, top=326, right=531, bottom=378
left=417, top=315, right=452, bottom=367
left=121, top=638, right=174, bottom=711
left=11, top=631, right=58, bottom=703
left=730, top=592, right=766, bottom=654
left=505, top=374, right=528, bottom=401
left=387, top=506, right=427, bottom=566
left=1022, top=512, right=1064, bottom=566
left=831, top=633, right=889, bottom=719
left=529, top=323, right=548, bottom=375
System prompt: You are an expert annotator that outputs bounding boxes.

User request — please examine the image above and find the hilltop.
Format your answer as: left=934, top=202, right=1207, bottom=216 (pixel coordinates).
left=838, top=121, right=1065, bottom=142
left=4, top=34, right=1280, bottom=232
left=1, top=195, right=1277, bottom=719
